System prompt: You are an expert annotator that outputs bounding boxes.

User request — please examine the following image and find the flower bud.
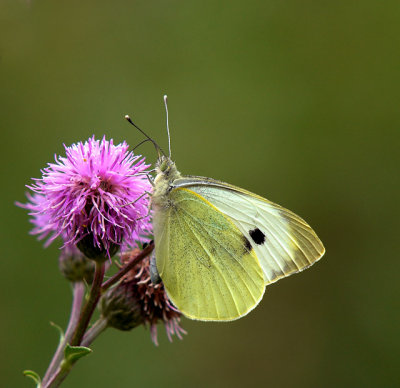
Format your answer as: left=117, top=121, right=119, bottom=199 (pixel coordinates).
left=100, top=283, right=144, bottom=331
left=59, top=245, right=95, bottom=283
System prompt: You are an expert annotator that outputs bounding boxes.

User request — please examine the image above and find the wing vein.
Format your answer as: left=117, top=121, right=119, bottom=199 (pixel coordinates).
left=176, top=207, right=233, bottom=318
left=179, top=204, right=261, bottom=303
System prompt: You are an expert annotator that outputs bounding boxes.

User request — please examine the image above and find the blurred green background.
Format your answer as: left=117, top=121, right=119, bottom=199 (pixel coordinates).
left=1, top=1, right=399, bottom=387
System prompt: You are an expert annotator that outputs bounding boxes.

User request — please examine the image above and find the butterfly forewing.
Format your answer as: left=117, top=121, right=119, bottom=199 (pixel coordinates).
left=153, top=187, right=265, bottom=321
left=173, top=177, right=325, bottom=285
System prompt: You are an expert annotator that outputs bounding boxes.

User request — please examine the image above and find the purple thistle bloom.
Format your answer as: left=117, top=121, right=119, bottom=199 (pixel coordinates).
left=18, top=136, right=152, bottom=258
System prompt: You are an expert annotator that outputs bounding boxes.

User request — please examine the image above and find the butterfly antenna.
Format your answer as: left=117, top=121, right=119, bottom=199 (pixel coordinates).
left=131, top=138, right=152, bottom=153
left=164, top=95, right=172, bottom=158
left=124, top=114, right=165, bottom=157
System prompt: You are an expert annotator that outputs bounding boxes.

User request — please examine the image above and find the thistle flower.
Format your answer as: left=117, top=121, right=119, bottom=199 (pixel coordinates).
left=18, top=136, right=152, bottom=259
left=101, top=249, right=186, bottom=345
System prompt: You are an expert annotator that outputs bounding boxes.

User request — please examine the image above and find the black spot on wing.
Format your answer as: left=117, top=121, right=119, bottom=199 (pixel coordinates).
left=249, top=228, right=266, bottom=245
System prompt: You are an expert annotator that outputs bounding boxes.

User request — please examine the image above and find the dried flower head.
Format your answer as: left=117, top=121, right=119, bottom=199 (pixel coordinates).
left=122, top=249, right=187, bottom=345
left=101, top=249, right=186, bottom=345
left=18, top=136, right=151, bottom=259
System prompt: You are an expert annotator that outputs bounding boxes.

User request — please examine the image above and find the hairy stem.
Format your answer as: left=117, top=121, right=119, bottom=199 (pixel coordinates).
left=70, top=261, right=105, bottom=346
left=42, top=244, right=153, bottom=387
left=81, top=317, right=108, bottom=347
left=45, top=262, right=106, bottom=388
left=42, top=282, right=85, bottom=387
left=101, top=242, right=154, bottom=292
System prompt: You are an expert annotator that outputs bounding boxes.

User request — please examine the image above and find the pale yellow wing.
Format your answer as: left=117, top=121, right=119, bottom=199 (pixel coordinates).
left=153, top=187, right=265, bottom=321
left=173, top=177, right=325, bottom=285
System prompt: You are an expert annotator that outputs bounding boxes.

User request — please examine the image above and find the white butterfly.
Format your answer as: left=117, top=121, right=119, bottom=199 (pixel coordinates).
left=128, top=97, right=325, bottom=321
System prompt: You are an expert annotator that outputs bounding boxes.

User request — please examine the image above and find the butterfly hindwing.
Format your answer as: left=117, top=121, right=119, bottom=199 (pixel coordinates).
left=173, top=177, right=325, bottom=285
left=153, top=186, right=265, bottom=321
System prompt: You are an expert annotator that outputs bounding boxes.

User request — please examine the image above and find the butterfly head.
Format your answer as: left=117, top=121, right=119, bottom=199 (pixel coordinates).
left=153, top=156, right=181, bottom=202
left=155, top=156, right=181, bottom=181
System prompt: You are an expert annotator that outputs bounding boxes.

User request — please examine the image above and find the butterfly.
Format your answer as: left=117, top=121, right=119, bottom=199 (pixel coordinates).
left=151, top=156, right=325, bottom=321
left=127, top=97, right=325, bottom=322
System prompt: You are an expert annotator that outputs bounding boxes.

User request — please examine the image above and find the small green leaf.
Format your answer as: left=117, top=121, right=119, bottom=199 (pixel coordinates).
left=23, top=370, right=42, bottom=387
left=63, top=344, right=92, bottom=365
left=50, top=321, right=65, bottom=345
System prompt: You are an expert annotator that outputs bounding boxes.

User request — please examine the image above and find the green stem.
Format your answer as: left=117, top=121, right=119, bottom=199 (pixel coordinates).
left=101, top=242, right=154, bottom=292
left=81, top=317, right=108, bottom=347
left=42, top=243, right=153, bottom=387
left=70, top=261, right=105, bottom=346
left=42, top=282, right=85, bottom=387
left=44, top=261, right=105, bottom=388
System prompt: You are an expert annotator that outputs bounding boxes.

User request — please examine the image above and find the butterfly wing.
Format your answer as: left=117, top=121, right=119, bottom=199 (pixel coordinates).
left=153, top=186, right=265, bottom=321
left=173, top=177, right=325, bottom=285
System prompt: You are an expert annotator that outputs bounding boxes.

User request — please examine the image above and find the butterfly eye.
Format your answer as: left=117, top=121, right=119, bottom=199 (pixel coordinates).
left=156, top=156, right=168, bottom=172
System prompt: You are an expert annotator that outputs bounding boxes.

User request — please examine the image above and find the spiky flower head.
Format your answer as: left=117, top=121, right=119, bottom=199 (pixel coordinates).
left=18, top=136, right=151, bottom=259
left=101, top=249, right=186, bottom=345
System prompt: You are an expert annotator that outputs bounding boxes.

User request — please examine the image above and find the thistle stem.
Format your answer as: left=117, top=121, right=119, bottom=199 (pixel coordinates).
left=42, top=282, right=85, bottom=386
left=70, top=261, right=106, bottom=346
left=44, top=261, right=106, bottom=388
left=81, top=317, right=108, bottom=347
left=42, top=244, right=152, bottom=387
left=101, top=242, right=154, bottom=291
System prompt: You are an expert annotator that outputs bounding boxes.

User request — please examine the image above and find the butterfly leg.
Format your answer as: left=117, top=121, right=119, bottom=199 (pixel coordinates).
left=131, top=170, right=155, bottom=186
left=134, top=195, right=154, bottom=221
left=120, top=191, right=152, bottom=208
left=146, top=173, right=155, bottom=187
